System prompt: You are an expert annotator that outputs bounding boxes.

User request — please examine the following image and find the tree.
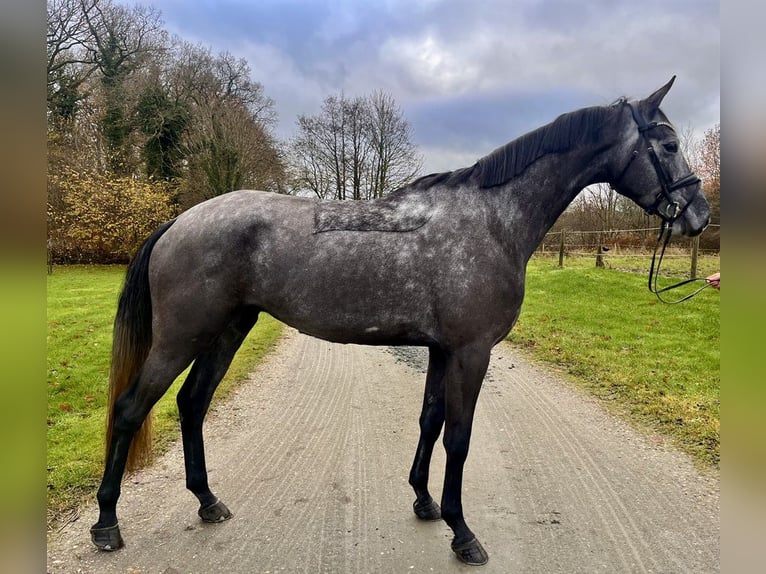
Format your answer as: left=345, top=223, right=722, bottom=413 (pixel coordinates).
left=46, top=0, right=287, bottom=262
left=291, top=95, right=349, bottom=199
left=698, top=124, right=720, bottom=226
left=135, top=80, right=189, bottom=182
left=581, top=184, right=618, bottom=230
left=190, top=99, right=283, bottom=199
left=47, top=0, right=165, bottom=175
left=172, top=43, right=284, bottom=204
left=46, top=0, right=99, bottom=127
left=290, top=91, right=421, bottom=200
left=290, top=115, right=334, bottom=199
left=367, top=91, right=421, bottom=198
left=346, top=96, right=372, bottom=200
left=82, top=0, right=165, bottom=174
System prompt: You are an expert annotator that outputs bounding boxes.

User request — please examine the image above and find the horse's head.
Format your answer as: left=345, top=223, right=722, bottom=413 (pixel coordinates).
left=609, top=77, right=710, bottom=237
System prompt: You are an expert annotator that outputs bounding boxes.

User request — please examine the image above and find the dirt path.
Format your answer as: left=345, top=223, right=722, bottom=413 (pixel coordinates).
left=47, top=330, right=719, bottom=573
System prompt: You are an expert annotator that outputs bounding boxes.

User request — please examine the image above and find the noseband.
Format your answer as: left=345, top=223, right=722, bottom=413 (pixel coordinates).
left=613, top=101, right=710, bottom=304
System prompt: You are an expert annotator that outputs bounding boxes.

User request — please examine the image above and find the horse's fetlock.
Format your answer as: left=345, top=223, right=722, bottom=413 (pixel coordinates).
left=97, top=485, right=120, bottom=505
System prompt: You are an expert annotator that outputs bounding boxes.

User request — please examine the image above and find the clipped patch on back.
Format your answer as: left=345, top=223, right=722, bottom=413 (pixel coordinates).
left=314, top=193, right=432, bottom=234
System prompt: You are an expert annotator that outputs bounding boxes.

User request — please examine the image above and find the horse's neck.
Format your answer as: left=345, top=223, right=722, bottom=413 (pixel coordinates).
left=492, top=150, right=607, bottom=260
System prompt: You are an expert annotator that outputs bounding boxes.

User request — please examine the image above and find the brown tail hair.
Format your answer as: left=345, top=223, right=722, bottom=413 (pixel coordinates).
left=106, top=219, right=175, bottom=471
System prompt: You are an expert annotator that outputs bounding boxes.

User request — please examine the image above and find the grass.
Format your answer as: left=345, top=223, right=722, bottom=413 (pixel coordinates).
left=507, top=255, right=720, bottom=468
left=47, top=266, right=284, bottom=528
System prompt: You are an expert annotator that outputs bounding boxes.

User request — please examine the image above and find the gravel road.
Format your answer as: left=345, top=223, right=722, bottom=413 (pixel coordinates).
left=47, top=329, right=719, bottom=573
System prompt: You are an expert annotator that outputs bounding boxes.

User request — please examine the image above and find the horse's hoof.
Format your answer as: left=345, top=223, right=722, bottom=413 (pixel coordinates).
left=198, top=499, right=233, bottom=523
left=90, top=524, right=124, bottom=551
left=413, top=499, right=441, bottom=521
left=451, top=537, right=489, bottom=566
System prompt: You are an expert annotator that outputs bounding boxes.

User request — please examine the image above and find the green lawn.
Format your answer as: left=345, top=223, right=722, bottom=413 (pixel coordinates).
left=507, top=256, right=720, bottom=468
left=47, top=266, right=284, bottom=527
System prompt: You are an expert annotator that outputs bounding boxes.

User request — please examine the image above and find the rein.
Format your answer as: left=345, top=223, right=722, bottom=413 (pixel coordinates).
left=648, top=221, right=712, bottom=304
left=613, top=101, right=709, bottom=304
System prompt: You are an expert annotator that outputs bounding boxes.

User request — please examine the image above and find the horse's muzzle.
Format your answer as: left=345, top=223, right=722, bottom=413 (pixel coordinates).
left=672, top=193, right=711, bottom=237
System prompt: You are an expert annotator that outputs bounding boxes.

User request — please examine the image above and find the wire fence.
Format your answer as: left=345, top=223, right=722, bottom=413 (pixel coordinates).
left=534, top=224, right=720, bottom=278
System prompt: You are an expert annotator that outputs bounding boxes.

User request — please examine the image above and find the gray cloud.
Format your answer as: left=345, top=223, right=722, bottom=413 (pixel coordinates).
left=146, top=0, right=719, bottom=174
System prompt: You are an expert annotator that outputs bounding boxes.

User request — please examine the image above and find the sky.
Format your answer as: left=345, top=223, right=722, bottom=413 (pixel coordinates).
left=141, top=0, right=720, bottom=175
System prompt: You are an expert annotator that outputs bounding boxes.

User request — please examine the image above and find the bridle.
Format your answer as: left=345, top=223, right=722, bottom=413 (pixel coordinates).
left=612, top=101, right=701, bottom=223
left=611, top=101, right=710, bottom=304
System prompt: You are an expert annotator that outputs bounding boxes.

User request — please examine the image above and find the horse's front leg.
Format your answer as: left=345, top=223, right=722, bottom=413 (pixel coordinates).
left=440, top=343, right=491, bottom=565
left=409, top=345, right=447, bottom=520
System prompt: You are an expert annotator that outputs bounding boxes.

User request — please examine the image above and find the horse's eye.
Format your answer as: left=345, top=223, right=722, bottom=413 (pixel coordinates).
left=663, top=141, right=679, bottom=153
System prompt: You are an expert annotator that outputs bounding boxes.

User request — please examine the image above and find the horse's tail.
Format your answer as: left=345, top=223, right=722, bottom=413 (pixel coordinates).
left=106, top=219, right=176, bottom=472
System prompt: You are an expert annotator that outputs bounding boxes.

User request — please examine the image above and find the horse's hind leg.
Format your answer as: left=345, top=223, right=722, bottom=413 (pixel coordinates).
left=409, top=345, right=447, bottom=521
left=91, top=345, right=197, bottom=549
left=176, top=309, right=259, bottom=523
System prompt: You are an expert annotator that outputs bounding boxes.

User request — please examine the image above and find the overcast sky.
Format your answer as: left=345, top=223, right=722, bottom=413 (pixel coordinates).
left=142, top=0, right=719, bottom=175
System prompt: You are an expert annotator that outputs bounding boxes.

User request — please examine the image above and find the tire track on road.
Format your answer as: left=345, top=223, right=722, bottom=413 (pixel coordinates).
left=47, top=332, right=719, bottom=574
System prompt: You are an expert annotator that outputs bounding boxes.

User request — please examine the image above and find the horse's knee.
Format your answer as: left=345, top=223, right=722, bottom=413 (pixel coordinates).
left=443, top=430, right=471, bottom=462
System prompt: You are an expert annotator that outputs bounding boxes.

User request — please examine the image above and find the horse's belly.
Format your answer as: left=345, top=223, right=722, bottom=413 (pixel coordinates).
left=255, top=283, right=436, bottom=346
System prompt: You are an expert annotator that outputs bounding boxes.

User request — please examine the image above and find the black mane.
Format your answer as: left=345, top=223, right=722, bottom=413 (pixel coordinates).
left=408, top=104, right=613, bottom=191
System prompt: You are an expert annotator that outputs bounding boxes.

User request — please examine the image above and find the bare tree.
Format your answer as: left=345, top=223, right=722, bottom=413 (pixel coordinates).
left=83, top=0, right=164, bottom=173
left=325, top=95, right=349, bottom=200
left=291, top=115, right=334, bottom=198
left=47, top=0, right=94, bottom=75
left=173, top=45, right=284, bottom=204
left=190, top=100, right=283, bottom=198
left=46, top=0, right=100, bottom=128
left=291, top=95, right=350, bottom=199
left=698, top=124, right=720, bottom=224
left=366, top=91, right=422, bottom=198
left=290, top=91, right=421, bottom=200
left=346, top=97, right=372, bottom=200
left=81, top=0, right=164, bottom=81
left=575, top=183, right=619, bottom=231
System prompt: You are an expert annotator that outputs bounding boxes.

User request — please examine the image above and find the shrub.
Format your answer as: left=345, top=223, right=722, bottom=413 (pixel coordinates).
left=48, top=169, right=178, bottom=263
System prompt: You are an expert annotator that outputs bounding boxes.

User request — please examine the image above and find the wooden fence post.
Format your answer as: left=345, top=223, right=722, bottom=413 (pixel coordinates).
left=595, top=235, right=604, bottom=268
left=558, top=230, right=565, bottom=268
left=690, top=235, right=699, bottom=278
left=47, top=238, right=54, bottom=275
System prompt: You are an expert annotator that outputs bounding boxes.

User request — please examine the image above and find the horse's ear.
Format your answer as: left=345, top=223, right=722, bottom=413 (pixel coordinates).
left=642, top=76, right=676, bottom=112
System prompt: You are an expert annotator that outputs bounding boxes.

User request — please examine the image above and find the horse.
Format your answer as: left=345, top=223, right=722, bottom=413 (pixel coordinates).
left=90, top=77, right=710, bottom=565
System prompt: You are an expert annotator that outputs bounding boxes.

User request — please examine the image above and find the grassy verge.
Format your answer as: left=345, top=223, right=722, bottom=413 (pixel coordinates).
left=47, top=266, right=284, bottom=528
left=507, top=256, right=720, bottom=468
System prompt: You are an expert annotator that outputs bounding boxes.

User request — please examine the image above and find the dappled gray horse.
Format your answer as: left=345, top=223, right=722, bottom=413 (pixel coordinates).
left=91, top=78, right=709, bottom=565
